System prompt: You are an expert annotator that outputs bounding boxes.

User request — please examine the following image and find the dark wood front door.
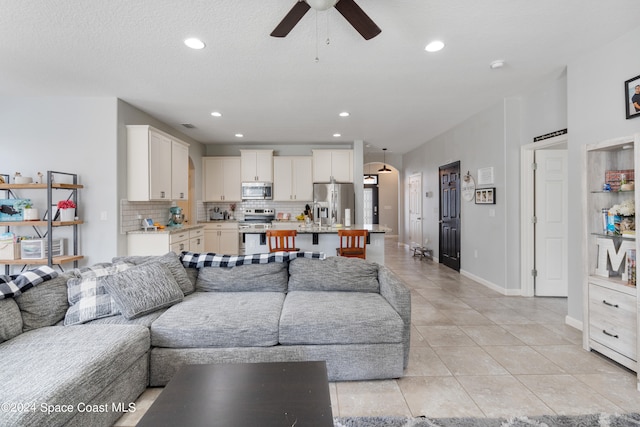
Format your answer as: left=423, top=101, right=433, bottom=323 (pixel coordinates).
left=439, top=161, right=461, bottom=271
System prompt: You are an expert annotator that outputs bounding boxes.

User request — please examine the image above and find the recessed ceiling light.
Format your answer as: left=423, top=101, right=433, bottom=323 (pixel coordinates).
left=425, top=40, right=444, bottom=52
left=333, top=133, right=341, bottom=138
left=211, top=111, right=222, bottom=117
left=184, top=38, right=205, bottom=50
left=339, top=112, right=350, bottom=117
left=235, top=133, right=244, bottom=138
left=490, top=60, right=505, bottom=69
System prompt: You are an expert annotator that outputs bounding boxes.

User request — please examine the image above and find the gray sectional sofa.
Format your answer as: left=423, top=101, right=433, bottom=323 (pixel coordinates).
left=0, top=252, right=411, bottom=427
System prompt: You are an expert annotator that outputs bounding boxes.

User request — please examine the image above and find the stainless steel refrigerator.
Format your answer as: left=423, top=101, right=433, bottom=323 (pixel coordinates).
left=313, top=182, right=355, bottom=226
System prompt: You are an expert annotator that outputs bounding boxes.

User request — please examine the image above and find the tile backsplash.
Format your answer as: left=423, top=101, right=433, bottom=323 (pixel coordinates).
left=121, top=199, right=313, bottom=233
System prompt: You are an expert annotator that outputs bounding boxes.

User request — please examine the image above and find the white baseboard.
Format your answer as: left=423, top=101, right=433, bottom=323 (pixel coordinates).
left=565, top=315, right=583, bottom=331
left=460, top=269, right=521, bottom=296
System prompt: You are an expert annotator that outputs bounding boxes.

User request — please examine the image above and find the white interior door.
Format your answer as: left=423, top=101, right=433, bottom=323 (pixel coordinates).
left=409, top=174, right=423, bottom=247
left=535, top=149, right=568, bottom=296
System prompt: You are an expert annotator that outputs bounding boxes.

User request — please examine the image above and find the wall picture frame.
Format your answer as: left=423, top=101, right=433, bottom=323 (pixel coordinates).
left=475, top=188, right=496, bottom=204
left=625, top=73, right=640, bottom=119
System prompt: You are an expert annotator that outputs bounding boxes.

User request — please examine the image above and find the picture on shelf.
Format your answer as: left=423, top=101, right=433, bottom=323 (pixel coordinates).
left=0, top=199, right=30, bottom=222
left=625, top=73, right=640, bottom=119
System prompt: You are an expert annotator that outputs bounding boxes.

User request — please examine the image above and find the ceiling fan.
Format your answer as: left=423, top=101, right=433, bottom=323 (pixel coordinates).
left=271, top=0, right=381, bottom=40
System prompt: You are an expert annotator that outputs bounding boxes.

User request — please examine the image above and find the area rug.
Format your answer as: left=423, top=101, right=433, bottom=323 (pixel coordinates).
left=333, top=413, right=640, bottom=427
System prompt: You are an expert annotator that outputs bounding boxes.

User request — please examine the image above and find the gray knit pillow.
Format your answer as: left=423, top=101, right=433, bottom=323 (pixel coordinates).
left=102, top=262, right=183, bottom=319
left=0, top=298, right=22, bottom=343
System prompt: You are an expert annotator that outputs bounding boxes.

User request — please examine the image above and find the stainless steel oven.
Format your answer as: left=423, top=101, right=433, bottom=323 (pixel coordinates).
left=238, top=208, right=275, bottom=254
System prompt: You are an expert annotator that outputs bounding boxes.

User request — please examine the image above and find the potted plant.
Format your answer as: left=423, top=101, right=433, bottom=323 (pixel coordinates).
left=23, top=202, right=39, bottom=221
left=57, top=200, right=77, bottom=222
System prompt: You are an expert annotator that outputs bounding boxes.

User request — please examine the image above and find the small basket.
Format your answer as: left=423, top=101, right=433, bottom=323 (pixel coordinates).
left=0, top=242, right=21, bottom=260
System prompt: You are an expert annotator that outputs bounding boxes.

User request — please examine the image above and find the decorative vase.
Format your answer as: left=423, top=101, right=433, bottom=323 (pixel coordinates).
left=23, top=208, right=39, bottom=221
left=59, top=208, right=76, bottom=222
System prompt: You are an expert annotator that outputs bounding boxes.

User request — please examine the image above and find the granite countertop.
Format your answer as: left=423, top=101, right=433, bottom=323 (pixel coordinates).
left=127, top=223, right=205, bottom=235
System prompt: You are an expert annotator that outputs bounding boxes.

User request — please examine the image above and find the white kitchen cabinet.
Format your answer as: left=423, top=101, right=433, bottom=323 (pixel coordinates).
left=203, top=157, right=241, bottom=202
left=583, top=134, right=640, bottom=389
left=204, top=223, right=239, bottom=254
left=312, top=149, right=353, bottom=183
left=171, top=140, right=189, bottom=200
left=240, top=150, right=273, bottom=182
left=127, top=226, right=205, bottom=256
left=127, top=125, right=190, bottom=201
left=273, top=156, right=313, bottom=201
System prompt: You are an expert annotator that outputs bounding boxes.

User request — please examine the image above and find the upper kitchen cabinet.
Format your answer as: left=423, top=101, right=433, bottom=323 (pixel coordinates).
left=203, top=157, right=242, bottom=202
left=273, top=156, right=313, bottom=201
left=240, top=150, right=273, bottom=182
left=127, top=125, right=190, bottom=201
left=312, top=149, right=353, bottom=183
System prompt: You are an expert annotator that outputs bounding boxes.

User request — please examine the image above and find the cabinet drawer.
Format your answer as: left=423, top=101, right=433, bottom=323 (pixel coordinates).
left=589, top=283, right=637, bottom=360
left=169, top=231, right=189, bottom=244
left=189, top=228, right=204, bottom=239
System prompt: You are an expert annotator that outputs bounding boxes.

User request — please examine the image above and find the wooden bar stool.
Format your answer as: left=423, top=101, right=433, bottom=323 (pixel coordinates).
left=336, top=229, right=368, bottom=259
left=266, top=229, right=299, bottom=252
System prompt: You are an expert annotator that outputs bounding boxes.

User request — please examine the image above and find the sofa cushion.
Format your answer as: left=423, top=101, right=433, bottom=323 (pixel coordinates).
left=181, top=251, right=325, bottom=269
left=0, top=324, right=149, bottom=427
left=102, top=262, right=183, bottom=320
left=288, top=257, right=380, bottom=292
left=196, top=262, right=288, bottom=292
left=0, top=298, right=22, bottom=342
left=112, top=252, right=195, bottom=295
left=279, top=291, right=404, bottom=345
left=15, top=271, right=76, bottom=331
left=64, top=262, right=132, bottom=325
left=151, top=292, right=285, bottom=348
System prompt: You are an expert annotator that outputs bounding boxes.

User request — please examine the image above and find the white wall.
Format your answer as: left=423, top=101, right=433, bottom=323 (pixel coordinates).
left=0, top=97, right=119, bottom=265
left=567, top=26, right=640, bottom=323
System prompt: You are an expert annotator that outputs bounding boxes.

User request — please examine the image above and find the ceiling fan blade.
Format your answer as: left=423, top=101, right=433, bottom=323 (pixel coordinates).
left=270, top=1, right=311, bottom=37
left=334, top=0, right=381, bottom=40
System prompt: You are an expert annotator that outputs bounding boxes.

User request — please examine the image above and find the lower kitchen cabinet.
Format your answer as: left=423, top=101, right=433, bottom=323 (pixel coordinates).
left=204, top=222, right=239, bottom=254
left=128, top=226, right=205, bottom=256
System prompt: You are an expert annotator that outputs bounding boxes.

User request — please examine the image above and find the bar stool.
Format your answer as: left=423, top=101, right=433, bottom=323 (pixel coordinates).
left=336, top=229, right=368, bottom=259
left=266, top=230, right=299, bottom=252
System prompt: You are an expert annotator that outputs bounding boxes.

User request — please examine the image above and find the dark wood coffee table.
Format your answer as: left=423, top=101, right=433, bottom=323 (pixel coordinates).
left=137, top=361, right=333, bottom=427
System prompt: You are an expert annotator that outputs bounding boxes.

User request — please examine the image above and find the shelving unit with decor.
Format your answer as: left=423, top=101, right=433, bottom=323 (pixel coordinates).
left=583, top=134, right=640, bottom=391
left=0, top=171, right=83, bottom=274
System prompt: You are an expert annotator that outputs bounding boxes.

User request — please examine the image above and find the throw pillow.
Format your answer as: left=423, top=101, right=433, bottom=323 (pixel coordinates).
left=196, top=262, right=289, bottom=292
left=112, top=252, right=194, bottom=295
left=64, top=262, right=132, bottom=326
left=288, top=256, right=380, bottom=292
left=102, top=262, right=183, bottom=320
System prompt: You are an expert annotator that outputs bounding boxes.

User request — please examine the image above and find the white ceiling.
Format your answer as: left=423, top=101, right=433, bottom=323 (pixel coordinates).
left=2, top=0, right=640, bottom=154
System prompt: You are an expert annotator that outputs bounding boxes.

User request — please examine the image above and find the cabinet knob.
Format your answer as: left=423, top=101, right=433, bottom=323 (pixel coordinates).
left=179, top=243, right=184, bottom=251
left=160, top=191, right=166, bottom=198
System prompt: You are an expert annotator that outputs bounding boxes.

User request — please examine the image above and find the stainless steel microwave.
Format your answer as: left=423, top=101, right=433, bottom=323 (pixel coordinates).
left=241, top=182, right=273, bottom=200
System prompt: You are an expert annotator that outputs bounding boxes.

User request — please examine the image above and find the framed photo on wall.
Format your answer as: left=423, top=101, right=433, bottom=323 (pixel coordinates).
left=625, top=74, right=640, bottom=119
left=475, top=188, right=496, bottom=204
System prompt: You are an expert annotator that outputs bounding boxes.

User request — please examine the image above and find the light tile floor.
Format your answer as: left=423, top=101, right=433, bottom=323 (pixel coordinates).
left=115, top=238, right=640, bottom=425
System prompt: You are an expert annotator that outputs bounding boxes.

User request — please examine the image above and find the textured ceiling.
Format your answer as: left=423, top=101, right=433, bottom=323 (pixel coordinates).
left=1, top=0, right=640, bottom=154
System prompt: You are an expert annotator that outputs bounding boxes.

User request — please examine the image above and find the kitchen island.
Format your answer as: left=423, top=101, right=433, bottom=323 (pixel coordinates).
left=240, top=223, right=390, bottom=264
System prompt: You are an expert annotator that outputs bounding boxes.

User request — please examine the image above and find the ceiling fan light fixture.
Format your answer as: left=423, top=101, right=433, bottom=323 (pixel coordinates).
left=306, top=0, right=338, bottom=11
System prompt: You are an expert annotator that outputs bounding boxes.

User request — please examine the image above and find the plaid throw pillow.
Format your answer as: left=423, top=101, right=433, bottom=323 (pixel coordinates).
left=0, top=266, right=58, bottom=300
left=180, top=251, right=326, bottom=269
left=64, top=262, right=132, bottom=325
